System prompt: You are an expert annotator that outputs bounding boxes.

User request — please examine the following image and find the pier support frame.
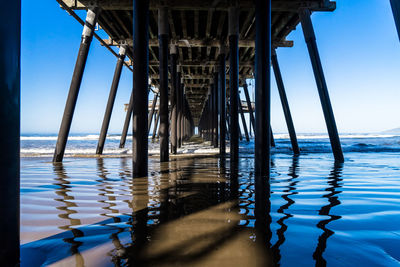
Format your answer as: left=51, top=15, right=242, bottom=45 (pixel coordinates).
left=170, top=46, right=178, bottom=154
left=132, top=0, right=149, bottom=176
left=158, top=7, right=169, bottom=162
left=0, top=1, right=20, bottom=264
left=53, top=8, right=99, bottom=162
left=229, top=6, right=240, bottom=164
left=255, top=0, right=271, bottom=176
left=391, top=0, right=400, bottom=41
left=300, top=9, right=344, bottom=162
left=271, top=49, right=300, bottom=155
left=219, top=47, right=226, bottom=155
left=96, top=46, right=126, bottom=155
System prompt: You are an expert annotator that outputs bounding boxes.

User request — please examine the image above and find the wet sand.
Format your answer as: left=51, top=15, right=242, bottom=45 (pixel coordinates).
left=20, top=152, right=400, bottom=266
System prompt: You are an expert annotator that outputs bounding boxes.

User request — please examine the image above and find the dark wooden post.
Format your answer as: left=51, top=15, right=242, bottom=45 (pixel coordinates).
left=391, top=0, right=400, bottom=41
left=255, top=0, right=271, bottom=175
left=148, top=92, right=158, bottom=129
left=152, top=111, right=160, bottom=139
left=158, top=7, right=169, bottom=162
left=132, top=0, right=149, bottom=176
left=271, top=49, right=300, bottom=154
left=96, top=46, right=126, bottom=155
left=239, top=98, right=250, bottom=142
left=119, top=89, right=133, bottom=148
left=243, top=82, right=255, bottom=130
left=183, top=95, right=189, bottom=140
left=170, top=46, right=178, bottom=154
left=213, top=70, right=219, bottom=148
left=229, top=6, right=240, bottom=164
left=53, top=8, right=100, bottom=162
left=210, top=84, right=215, bottom=145
left=270, top=127, right=275, bottom=147
left=180, top=84, right=185, bottom=145
left=0, top=1, right=20, bottom=264
left=219, top=47, right=226, bottom=155
left=300, top=9, right=344, bottom=162
left=177, top=70, right=182, bottom=148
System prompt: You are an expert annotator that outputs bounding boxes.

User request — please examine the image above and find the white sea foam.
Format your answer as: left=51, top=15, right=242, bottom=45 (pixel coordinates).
left=20, top=133, right=400, bottom=141
left=20, top=135, right=134, bottom=141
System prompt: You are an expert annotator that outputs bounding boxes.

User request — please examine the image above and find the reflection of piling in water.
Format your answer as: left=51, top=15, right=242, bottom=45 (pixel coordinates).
left=313, top=162, right=343, bottom=265
left=96, top=158, right=127, bottom=263
left=272, top=156, right=300, bottom=263
left=53, top=163, right=85, bottom=264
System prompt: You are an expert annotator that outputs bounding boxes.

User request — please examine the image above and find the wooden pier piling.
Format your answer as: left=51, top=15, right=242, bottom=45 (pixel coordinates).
left=158, top=7, right=169, bottom=162
left=96, top=46, right=126, bottom=155
left=170, top=46, right=178, bottom=154
left=229, top=6, right=240, bottom=165
left=300, top=9, right=344, bottom=162
left=255, top=0, right=272, bottom=176
left=391, top=0, right=400, bottom=41
left=148, top=92, right=158, bottom=129
left=271, top=49, right=300, bottom=155
left=213, top=71, right=219, bottom=148
left=239, top=99, right=250, bottom=142
left=0, top=1, right=20, bottom=264
left=119, top=89, right=134, bottom=148
left=53, top=8, right=99, bottom=162
left=132, top=0, right=149, bottom=177
left=219, top=47, right=226, bottom=156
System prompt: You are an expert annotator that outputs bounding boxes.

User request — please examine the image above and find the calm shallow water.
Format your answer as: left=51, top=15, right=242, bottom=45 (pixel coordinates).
left=20, top=151, right=400, bottom=266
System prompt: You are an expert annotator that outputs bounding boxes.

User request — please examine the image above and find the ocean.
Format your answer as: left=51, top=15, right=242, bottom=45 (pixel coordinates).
left=21, top=133, right=400, bottom=156
left=19, top=134, right=400, bottom=266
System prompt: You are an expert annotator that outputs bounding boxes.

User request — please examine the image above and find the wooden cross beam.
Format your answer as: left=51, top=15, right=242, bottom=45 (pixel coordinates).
left=61, top=0, right=336, bottom=12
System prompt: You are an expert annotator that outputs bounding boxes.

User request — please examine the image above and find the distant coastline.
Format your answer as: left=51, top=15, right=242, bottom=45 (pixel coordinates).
left=382, top=127, right=400, bottom=134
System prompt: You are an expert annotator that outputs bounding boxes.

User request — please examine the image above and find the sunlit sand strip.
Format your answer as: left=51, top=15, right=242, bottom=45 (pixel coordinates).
left=49, top=201, right=272, bottom=267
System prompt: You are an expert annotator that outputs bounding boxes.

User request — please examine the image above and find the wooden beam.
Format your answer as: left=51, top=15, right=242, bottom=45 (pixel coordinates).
left=150, top=74, right=253, bottom=80
left=62, top=0, right=336, bottom=12
left=102, top=38, right=293, bottom=48
left=168, top=9, right=177, bottom=38
left=132, top=60, right=254, bottom=67
left=240, top=10, right=255, bottom=39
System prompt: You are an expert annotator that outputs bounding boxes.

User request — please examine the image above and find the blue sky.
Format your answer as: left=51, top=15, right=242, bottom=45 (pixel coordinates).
left=21, top=0, right=400, bottom=134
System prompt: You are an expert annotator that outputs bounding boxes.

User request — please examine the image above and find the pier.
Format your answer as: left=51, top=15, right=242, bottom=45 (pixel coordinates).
left=2, top=0, right=400, bottom=265
left=51, top=0, right=343, bottom=168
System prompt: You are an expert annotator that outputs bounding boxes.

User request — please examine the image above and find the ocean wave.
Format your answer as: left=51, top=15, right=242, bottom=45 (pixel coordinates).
left=20, top=135, right=129, bottom=141
left=273, top=134, right=400, bottom=139
left=21, top=133, right=400, bottom=141
left=21, top=148, right=130, bottom=155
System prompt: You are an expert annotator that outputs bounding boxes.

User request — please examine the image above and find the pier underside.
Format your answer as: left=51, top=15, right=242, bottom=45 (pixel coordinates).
left=60, top=0, right=335, bottom=125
